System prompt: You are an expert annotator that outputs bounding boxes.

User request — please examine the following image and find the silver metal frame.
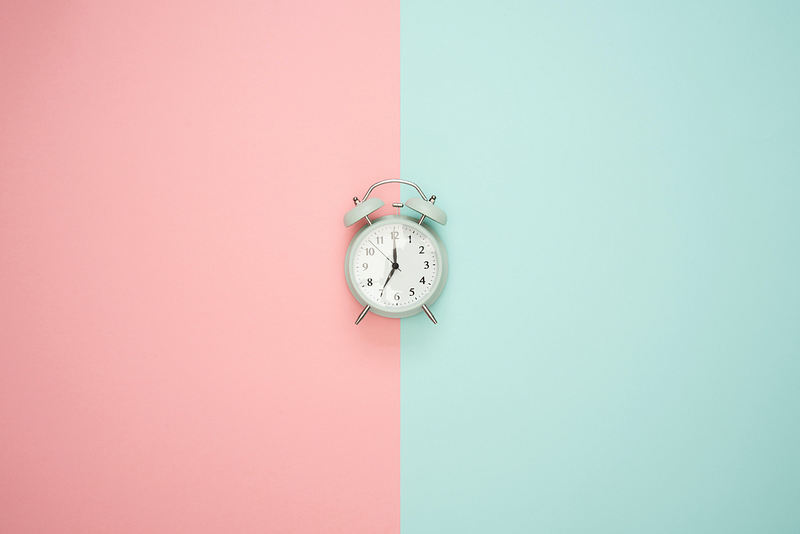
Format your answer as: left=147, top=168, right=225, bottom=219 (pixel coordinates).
left=361, top=179, right=428, bottom=202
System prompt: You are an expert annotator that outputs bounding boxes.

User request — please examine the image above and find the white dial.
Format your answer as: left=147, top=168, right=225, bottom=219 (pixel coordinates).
left=351, top=221, right=439, bottom=309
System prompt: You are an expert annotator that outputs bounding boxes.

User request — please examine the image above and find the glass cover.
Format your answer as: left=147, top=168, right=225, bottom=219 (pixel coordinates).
left=351, top=221, right=439, bottom=309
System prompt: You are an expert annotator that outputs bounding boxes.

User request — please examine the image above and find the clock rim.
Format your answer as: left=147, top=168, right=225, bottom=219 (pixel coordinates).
left=344, top=214, right=448, bottom=318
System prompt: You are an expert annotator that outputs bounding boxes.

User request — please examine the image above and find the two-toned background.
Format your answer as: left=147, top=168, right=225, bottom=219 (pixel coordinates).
left=2, top=1, right=799, bottom=532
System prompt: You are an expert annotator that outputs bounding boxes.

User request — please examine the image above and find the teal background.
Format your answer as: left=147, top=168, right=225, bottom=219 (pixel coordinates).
left=400, top=1, right=800, bottom=532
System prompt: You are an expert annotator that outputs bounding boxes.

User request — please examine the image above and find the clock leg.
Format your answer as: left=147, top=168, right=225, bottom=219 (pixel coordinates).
left=421, top=304, right=437, bottom=324
left=355, top=304, right=371, bottom=325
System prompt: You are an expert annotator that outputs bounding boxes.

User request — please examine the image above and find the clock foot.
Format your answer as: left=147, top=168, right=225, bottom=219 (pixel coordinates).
left=421, top=304, right=437, bottom=324
left=355, top=304, right=371, bottom=325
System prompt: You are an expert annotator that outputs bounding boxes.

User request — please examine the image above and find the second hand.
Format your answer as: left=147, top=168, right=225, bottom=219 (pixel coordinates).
left=368, top=239, right=401, bottom=271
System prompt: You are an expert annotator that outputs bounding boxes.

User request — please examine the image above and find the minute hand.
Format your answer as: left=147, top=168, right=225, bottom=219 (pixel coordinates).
left=382, top=267, right=396, bottom=290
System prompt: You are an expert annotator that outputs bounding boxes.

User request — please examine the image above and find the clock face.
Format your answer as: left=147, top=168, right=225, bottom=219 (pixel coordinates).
left=351, top=220, right=439, bottom=310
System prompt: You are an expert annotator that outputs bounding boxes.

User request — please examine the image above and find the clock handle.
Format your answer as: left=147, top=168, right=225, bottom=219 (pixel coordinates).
left=361, top=179, right=429, bottom=202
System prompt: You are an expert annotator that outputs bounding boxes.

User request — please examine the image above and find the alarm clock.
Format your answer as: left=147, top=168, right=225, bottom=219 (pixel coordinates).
left=343, top=179, right=448, bottom=325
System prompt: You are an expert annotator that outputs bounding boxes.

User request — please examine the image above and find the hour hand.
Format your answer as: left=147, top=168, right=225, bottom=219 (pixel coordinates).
left=369, top=239, right=400, bottom=271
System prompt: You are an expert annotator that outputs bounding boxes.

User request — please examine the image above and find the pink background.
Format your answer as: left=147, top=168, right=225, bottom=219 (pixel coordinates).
left=1, top=1, right=400, bottom=532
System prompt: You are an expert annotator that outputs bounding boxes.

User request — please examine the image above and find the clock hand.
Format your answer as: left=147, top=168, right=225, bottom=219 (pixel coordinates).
left=392, top=234, right=397, bottom=265
left=382, top=267, right=396, bottom=290
left=369, top=239, right=401, bottom=271
left=368, top=240, right=393, bottom=264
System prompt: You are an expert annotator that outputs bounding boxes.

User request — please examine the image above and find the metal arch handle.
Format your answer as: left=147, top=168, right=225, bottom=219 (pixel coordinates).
left=361, top=179, right=428, bottom=202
